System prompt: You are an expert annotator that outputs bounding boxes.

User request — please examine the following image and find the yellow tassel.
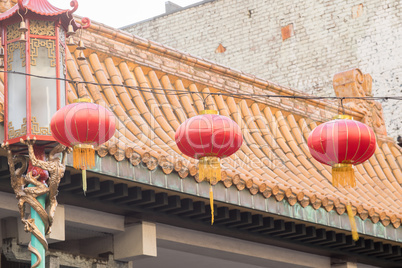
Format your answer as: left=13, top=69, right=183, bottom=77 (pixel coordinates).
left=209, top=184, right=214, bottom=225
left=82, top=169, right=87, bottom=195
left=346, top=203, right=359, bottom=241
left=199, top=158, right=205, bottom=182
left=73, top=144, right=95, bottom=170
left=198, top=156, right=221, bottom=183
left=198, top=156, right=221, bottom=225
left=332, top=163, right=355, bottom=188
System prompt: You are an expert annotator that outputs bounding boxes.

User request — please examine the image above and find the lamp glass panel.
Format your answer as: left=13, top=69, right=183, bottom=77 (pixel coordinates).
left=59, top=45, right=66, bottom=108
left=30, top=38, right=57, bottom=136
left=7, top=42, right=27, bottom=139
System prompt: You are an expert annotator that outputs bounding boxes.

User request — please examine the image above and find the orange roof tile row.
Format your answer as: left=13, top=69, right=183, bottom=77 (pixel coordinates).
left=1, top=20, right=401, bottom=229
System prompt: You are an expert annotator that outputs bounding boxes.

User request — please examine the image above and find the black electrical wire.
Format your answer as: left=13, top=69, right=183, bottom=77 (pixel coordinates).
left=2, top=70, right=402, bottom=102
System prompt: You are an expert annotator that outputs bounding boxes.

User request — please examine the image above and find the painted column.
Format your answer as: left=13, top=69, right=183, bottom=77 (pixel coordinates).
left=28, top=145, right=49, bottom=268
left=30, top=190, right=46, bottom=268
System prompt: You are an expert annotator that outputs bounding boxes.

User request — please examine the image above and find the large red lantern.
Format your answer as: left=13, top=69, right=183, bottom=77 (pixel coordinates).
left=175, top=110, right=243, bottom=223
left=308, top=115, right=376, bottom=241
left=307, top=115, right=376, bottom=188
left=50, top=98, right=115, bottom=191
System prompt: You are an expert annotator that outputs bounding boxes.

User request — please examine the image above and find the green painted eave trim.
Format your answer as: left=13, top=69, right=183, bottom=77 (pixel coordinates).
left=66, top=155, right=402, bottom=243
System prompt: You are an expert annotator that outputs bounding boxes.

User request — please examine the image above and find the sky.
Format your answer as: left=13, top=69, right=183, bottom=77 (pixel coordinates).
left=50, top=0, right=203, bottom=28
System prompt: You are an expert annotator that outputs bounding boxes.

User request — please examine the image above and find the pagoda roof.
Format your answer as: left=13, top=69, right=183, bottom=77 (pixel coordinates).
left=0, top=0, right=82, bottom=30
left=0, top=19, right=401, bottom=230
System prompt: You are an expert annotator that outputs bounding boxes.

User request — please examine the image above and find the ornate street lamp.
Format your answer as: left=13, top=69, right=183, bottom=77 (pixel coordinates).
left=2, top=0, right=90, bottom=145
left=0, top=1, right=91, bottom=267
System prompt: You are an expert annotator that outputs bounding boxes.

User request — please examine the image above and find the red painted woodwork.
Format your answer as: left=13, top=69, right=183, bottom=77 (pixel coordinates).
left=0, top=0, right=90, bottom=30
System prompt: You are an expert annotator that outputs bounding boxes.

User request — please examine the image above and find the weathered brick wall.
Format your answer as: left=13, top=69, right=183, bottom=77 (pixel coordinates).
left=123, top=0, right=402, bottom=140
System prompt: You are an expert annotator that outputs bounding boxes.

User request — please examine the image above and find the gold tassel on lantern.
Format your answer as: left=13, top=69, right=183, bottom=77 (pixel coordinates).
left=73, top=144, right=95, bottom=194
left=199, top=156, right=221, bottom=225
left=332, top=163, right=355, bottom=188
left=73, top=144, right=95, bottom=169
left=71, top=98, right=96, bottom=194
left=209, top=184, right=214, bottom=224
left=82, top=169, right=87, bottom=194
left=346, top=203, right=359, bottom=241
left=199, top=157, right=221, bottom=183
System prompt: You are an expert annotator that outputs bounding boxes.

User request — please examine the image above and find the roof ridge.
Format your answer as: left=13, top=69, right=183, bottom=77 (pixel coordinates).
left=76, top=18, right=366, bottom=121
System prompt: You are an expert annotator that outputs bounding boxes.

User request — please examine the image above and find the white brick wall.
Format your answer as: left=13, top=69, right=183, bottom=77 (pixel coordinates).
left=123, top=0, right=402, bottom=140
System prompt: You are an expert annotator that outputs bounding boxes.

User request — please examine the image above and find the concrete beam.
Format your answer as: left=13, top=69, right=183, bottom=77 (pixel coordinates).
left=14, top=207, right=65, bottom=246
left=1, top=217, right=30, bottom=246
left=64, top=205, right=124, bottom=233
left=0, top=192, right=19, bottom=218
left=3, top=204, right=65, bottom=245
left=17, top=218, right=30, bottom=245
left=114, top=222, right=157, bottom=262
left=156, top=223, right=331, bottom=268
left=47, top=205, right=65, bottom=244
left=332, top=263, right=357, bottom=268
left=0, top=194, right=123, bottom=235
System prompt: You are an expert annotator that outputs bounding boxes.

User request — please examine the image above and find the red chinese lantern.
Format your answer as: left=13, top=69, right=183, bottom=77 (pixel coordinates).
left=307, top=115, right=376, bottom=241
left=50, top=98, right=115, bottom=191
left=307, top=115, right=376, bottom=188
left=175, top=110, right=243, bottom=224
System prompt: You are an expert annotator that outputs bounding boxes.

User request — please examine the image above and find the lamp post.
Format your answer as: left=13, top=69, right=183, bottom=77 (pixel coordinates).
left=0, top=1, right=90, bottom=267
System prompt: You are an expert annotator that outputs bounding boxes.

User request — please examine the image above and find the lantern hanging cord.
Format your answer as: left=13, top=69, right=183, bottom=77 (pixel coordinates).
left=72, top=81, right=78, bottom=92
left=202, top=93, right=214, bottom=109
left=340, top=98, right=345, bottom=115
left=2, top=70, right=402, bottom=102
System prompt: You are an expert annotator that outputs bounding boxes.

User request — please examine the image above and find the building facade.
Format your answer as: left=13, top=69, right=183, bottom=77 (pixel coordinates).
left=0, top=1, right=401, bottom=267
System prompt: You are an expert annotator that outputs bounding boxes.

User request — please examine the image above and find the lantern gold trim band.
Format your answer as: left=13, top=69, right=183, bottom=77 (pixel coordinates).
left=333, top=114, right=353, bottom=120
left=200, top=110, right=218, bottom=115
left=73, top=98, right=93, bottom=103
left=74, top=144, right=94, bottom=149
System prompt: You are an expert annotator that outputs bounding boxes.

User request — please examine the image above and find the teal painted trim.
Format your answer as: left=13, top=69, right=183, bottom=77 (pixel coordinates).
left=70, top=155, right=402, bottom=242
left=30, top=190, right=46, bottom=268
